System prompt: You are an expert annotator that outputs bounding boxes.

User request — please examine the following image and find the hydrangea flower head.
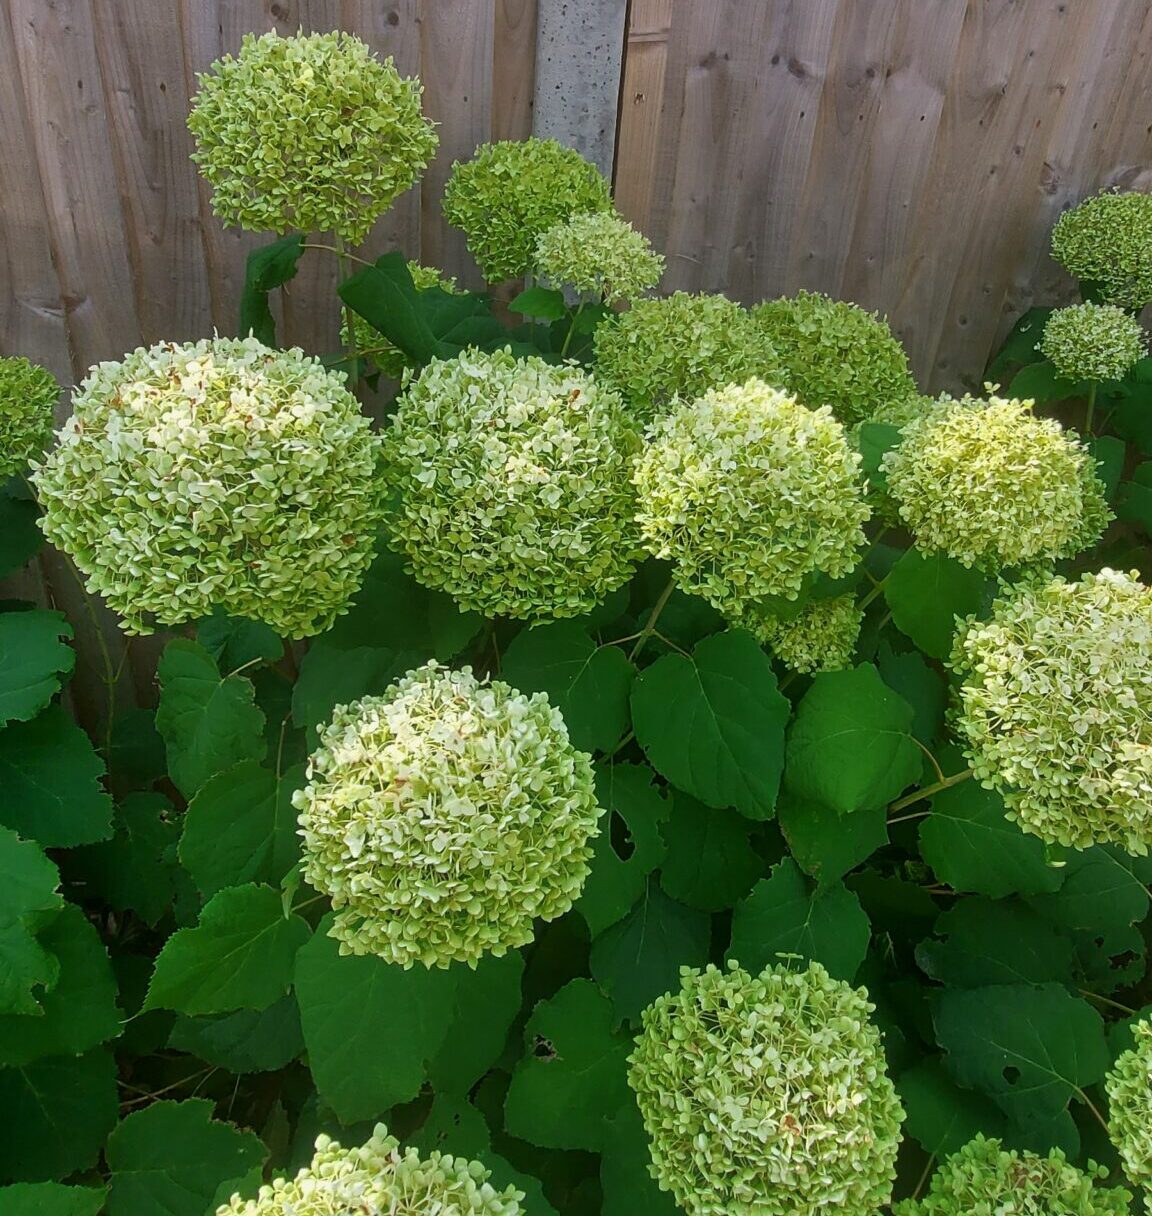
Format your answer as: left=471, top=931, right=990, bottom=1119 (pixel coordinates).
left=952, top=569, right=1152, bottom=855
left=188, top=30, right=437, bottom=242
left=32, top=337, right=382, bottom=637
left=382, top=347, right=642, bottom=620
left=1051, top=190, right=1152, bottom=309
left=634, top=379, right=870, bottom=614
left=534, top=210, right=664, bottom=303
left=442, top=138, right=612, bottom=282
left=1106, top=1019, right=1152, bottom=1186
left=594, top=292, right=786, bottom=423
left=217, top=1123, right=524, bottom=1216
left=752, top=291, right=916, bottom=427
left=628, top=959, right=904, bottom=1216
left=0, top=355, right=58, bottom=477
left=738, top=594, right=864, bottom=674
left=880, top=392, right=1110, bottom=570
left=1040, top=302, right=1147, bottom=382
left=294, top=663, right=602, bottom=968
left=892, top=1135, right=1130, bottom=1216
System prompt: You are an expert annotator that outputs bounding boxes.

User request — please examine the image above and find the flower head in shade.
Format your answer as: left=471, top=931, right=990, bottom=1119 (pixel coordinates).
left=294, top=663, right=602, bottom=968
left=0, top=355, right=58, bottom=478
left=1106, top=1019, right=1152, bottom=1187
left=188, top=30, right=437, bottom=241
left=534, top=210, right=664, bottom=303
left=951, top=569, right=1152, bottom=855
left=33, top=337, right=382, bottom=637
left=1051, top=190, right=1152, bottom=309
left=1040, top=302, right=1147, bottom=382
left=738, top=594, right=864, bottom=674
left=628, top=960, right=904, bottom=1216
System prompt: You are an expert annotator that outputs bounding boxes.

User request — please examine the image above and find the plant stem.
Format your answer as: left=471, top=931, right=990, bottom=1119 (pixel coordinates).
left=300, top=242, right=375, bottom=268
left=61, top=552, right=118, bottom=754
left=1079, top=989, right=1137, bottom=1016
left=858, top=575, right=888, bottom=612
left=1085, top=382, right=1098, bottom=435
left=333, top=232, right=359, bottom=373
left=1074, top=1085, right=1111, bottom=1136
left=560, top=301, right=586, bottom=359
left=628, top=579, right=677, bottom=662
left=887, top=768, right=972, bottom=816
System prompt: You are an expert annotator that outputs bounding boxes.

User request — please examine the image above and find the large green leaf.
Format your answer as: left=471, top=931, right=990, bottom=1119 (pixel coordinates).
left=0, top=493, right=43, bottom=578
left=884, top=550, right=990, bottom=660
left=659, top=792, right=762, bottom=911
left=1027, top=846, right=1149, bottom=932
left=0, top=826, right=61, bottom=927
left=898, top=1059, right=1006, bottom=1155
left=601, top=1101, right=680, bottom=1216
left=985, top=307, right=1053, bottom=380
left=168, top=996, right=304, bottom=1074
left=292, top=641, right=424, bottom=734
left=195, top=614, right=283, bottom=672
left=0, top=1183, right=106, bottom=1216
left=0, top=611, right=74, bottom=725
left=0, top=921, right=59, bottom=1018
left=239, top=233, right=305, bottom=347
left=777, top=794, right=887, bottom=888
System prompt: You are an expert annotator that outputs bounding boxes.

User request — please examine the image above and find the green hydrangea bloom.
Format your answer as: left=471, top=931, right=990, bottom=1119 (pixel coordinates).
left=33, top=337, right=382, bottom=637
left=1040, top=302, right=1147, bottom=382
left=534, top=210, right=664, bottom=303
left=752, top=291, right=917, bottom=427
left=864, top=392, right=937, bottom=432
left=294, top=663, right=602, bottom=967
left=628, top=960, right=904, bottom=1216
left=217, top=1123, right=524, bottom=1216
left=1051, top=190, right=1152, bottom=309
left=634, top=379, right=870, bottom=614
left=0, top=355, right=58, bottom=478
left=1106, top=1020, right=1152, bottom=1186
left=738, top=594, right=864, bottom=674
left=951, top=569, right=1152, bottom=855
left=594, top=292, right=786, bottom=423
left=880, top=392, right=1110, bottom=571
left=382, top=347, right=642, bottom=620
left=442, top=138, right=612, bottom=282
left=892, top=1135, right=1131, bottom=1216
left=188, top=30, right=437, bottom=242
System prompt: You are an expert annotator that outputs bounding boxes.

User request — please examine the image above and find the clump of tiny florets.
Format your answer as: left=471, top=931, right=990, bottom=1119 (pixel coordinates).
left=594, top=292, right=786, bottom=424
left=294, top=663, right=602, bottom=968
left=892, top=1135, right=1131, bottom=1216
left=188, top=30, right=437, bottom=242
left=951, top=569, right=1152, bottom=855
left=1051, top=190, right=1152, bottom=309
left=880, top=392, right=1110, bottom=571
left=1040, top=302, right=1147, bottom=382
left=442, top=139, right=613, bottom=282
left=752, top=291, right=917, bottom=427
left=534, top=210, right=665, bottom=304
left=33, top=337, right=382, bottom=637
left=1106, top=1019, right=1152, bottom=1186
left=862, top=392, right=938, bottom=433
left=0, top=355, right=58, bottom=478
left=738, top=594, right=864, bottom=674
left=217, top=1123, right=524, bottom=1216
left=628, top=960, right=904, bottom=1216
left=634, top=379, right=870, bottom=615
left=382, top=347, right=642, bottom=620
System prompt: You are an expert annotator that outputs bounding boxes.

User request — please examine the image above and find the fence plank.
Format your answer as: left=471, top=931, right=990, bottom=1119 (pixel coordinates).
left=494, top=0, right=538, bottom=142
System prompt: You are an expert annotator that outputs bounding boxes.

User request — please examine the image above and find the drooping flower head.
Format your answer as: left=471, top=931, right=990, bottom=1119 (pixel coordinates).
left=594, top=292, right=786, bottom=423
left=951, top=569, right=1152, bottom=855
left=1106, top=1019, right=1152, bottom=1187
left=0, top=355, right=58, bottom=478
left=628, top=960, right=904, bottom=1216
left=33, top=337, right=382, bottom=637
left=442, top=138, right=613, bottom=282
left=1051, top=190, right=1152, bottom=309
left=217, top=1123, right=524, bottom=1216
left=1040, top=302, right=1147, bottom=382
left=738, top=594, right=864, bottom=674
left=880, top=392, right=1110, bottom=571
left=534, top=210, right=665, bottom=303
left=891, top=1135, right=1131, bottom=1216
left=382, top=347, right=642, bottom=620
left=752, top=291, right=917, bottom=427
left=294, top=663, right=602, bottom=968
left=188, top=30, right=437, bottom=241
left=634, top=379, right=870, bottom=615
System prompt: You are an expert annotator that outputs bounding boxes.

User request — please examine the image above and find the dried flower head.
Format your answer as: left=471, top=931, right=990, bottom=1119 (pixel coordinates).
left=188, top=30, right=437, bottom=242
left=628, top=960, right=904, bottom=1216
left=534, top=210, right=664, bottom=303
left=1051, top=190, right=1152, bottom=309
left=0, top=355, right=58, bottom=478
left=442, top=138, right=613, bottom=283
left=738, top=594, right=864, bottom=674
left=1106, top=1020, right=1152, bottom=1187
left=952, top=569, right=1152, bottom=855
left=382, top=347, right=642, bottom=620
left=33, top=337, right=382, bottom=637
left=294, top=663, right=602, bottom=968
left=1040, top=302, right=1147, bottom=382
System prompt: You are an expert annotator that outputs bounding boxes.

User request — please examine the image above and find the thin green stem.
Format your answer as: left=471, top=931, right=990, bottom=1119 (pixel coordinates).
left=911, top=1153, right=937, bottom=1203
left=333, top=232, right=360, bottom=374
left=604, top=729, right=634, bottom=762
left=652, top=630, right=690, bottom=657
left=858, top=575, right=889, bottom=612
left=887, top=768, right=972, bottom=816
left=1085, top=382, right=1098, bottom=436
left=628, top=579, right=677, bottom=662
left=1079, top=989, right=1138, bottom=1017
left=560, top=300, right=587, bottom=359
left=887, top=809, right=932, bottom=826
left=1073, top=1085, right=1110, bottom=1136
left=300, top=242, right=375, bottom=269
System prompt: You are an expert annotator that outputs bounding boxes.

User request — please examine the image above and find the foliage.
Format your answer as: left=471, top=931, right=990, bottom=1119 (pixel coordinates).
left=534, top=210, right=665, bottom=304
left=0, top=356, right=58, bottom=478
left=1050, top=190, right=1152, bottom=309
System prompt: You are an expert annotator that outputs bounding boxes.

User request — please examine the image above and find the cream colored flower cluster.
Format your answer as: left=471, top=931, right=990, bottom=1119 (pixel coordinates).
left=738, top=594, right=864, bottom=674
left=0, top=355, right=58, bottom=478
left=534, top=210, right=665, bottom=304
left=1106, top=1020, right=1152, bottom=1187
left=1051, top=190, right=1152, bottom=309
left=1041, top=302, right=1147, bottom=382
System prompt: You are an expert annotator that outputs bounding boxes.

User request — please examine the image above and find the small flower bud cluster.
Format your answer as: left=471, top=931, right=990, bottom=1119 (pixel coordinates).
left=738, top=594, right=864, bottom=674
left=1106, top=1019, right=1152, bottom=1186
left=0, top=355, right=58, bottom=478
left=1040, top=302, right=1147, bottom=382
left=1051, top=190, right=1152, bottom=309
left=534, top=210, right=664, bottom=303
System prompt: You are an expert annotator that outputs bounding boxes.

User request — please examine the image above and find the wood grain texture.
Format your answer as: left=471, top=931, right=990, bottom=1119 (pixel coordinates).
left=494, top=0, right=538, bottom=141
left=613, top=0, right=672, bottom=227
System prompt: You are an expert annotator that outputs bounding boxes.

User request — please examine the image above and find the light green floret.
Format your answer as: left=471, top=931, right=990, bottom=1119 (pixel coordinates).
left=752, top=290, right=917, bottom=427
left=442, top=138, right=613, bottom=282
left=738, top=594, right=864, bottom=674
left=1041, top=302, right=1147, bottom=382
left=1107, top=1020, right=1152, bottom=1187
left=294, top=663, right=602, bottom=968
left=0, top=355, right=58, bottom=478
left=634, top=379, right=870, bottom=614
left=382, top=347, right=642, bottom=621
left=951, top=569, right=1152, bottom=855
left=594, top=292, right=786, bottom=423
left=892, top=1135, right=1131, bottom=1216
left=880, top=392, right=1110, bottom=571
left=628, top=960, right=904, bottom=1216
left=1051, top=190, right=1152, bottom=309
left=32, top=337, right=382, bottom=637
left=217, top=1123, right=524, bottom=1216
left=534, top=210, right=665, bottom=304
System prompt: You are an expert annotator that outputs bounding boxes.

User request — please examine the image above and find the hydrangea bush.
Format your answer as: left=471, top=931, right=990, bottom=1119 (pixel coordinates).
left=0, top=355, right=58, bottom=477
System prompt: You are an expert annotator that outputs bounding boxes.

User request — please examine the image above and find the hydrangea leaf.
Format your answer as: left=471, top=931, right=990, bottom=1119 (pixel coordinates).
left=195, top=614, right=284, bottom=671
left=784, top=664, right=922, bottom=814
left=875, top=643, right=948, bottom=745
left=659, top=792, right=762, bottom=910
left=728, top=859, right=871, bottom=980
left=0, top=825, right=62, bottom=927
left=986, top=306, right=1054, bottom=380
left=897, top=1059, right=1007, bottom=1155
left=632, top=630, right=789, bottom=820
left=0, top=611, right=74, bottom=725
left=238, top=233, right=305, bottom=346
left=884, top=549, right=991, bottom=660
left=1009, top=359, right=1090, bottom=404
left=601, top=1101, right=681, bottom=1216
left=155, top=640, right=266, bottom=798
left=509, top=286, right=568, bottom=321
left=0, top=493, right=43, bottom=578
left=0, top=1182, right=107, bottom=1216
left=777, top=793, right=888, bottom=888
left=145, top=884, right=309, bottom=1015
left=292, top=641, right=424, bottom=734
left=0, top=922, right=59, bottom=1018
left=1088, top=435, right=1127, bottom=502
left=505, top=979, right=632, bottom=1151
left=106, top=1098, right=266, bottom=1216
left=1027, top=846, right=1148, bottom=932
left=167, top=995, right=304, bottom=1074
